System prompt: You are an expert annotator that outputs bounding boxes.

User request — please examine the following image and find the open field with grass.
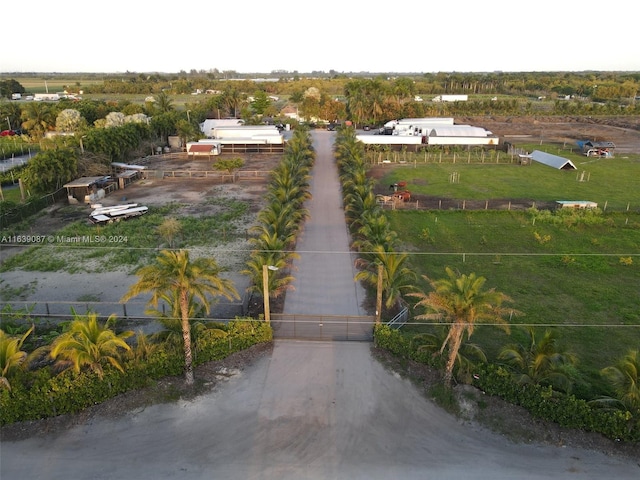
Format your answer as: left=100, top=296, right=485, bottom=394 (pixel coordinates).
left=0, top=198, right=251, bottom=275
left=6, top=76, right=105, bottom=94
left=375, top=152, right=640, bottom=395
left=374, top=155, right=640, bottom=211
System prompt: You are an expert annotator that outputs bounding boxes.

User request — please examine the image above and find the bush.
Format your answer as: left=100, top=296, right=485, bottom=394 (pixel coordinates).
left=373, top=325, right=640, bottom=442
left=0, top=320, right=272, bottom=425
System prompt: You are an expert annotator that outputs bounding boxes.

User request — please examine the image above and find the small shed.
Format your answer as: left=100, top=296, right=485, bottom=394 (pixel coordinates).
left=186, top=142, right=221, bottom=157
left=111, top=163, right=147, bottom=189
left=63, top=176, right=106, bottom=204
left=529, top=150, right=576, bottom=170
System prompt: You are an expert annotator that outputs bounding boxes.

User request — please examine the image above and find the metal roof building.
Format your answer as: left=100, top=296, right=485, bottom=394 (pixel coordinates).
left=528, top=150, right=577, bottom=170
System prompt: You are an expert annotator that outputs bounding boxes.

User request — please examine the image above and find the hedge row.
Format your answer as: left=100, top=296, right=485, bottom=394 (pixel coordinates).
left=373, top=324, right=639, bottom=443
left=0, top=320, right=272, bottom=425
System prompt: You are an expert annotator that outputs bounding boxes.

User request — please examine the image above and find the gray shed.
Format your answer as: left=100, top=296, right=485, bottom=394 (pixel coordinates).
left=529, top=150, right=576, bottom=170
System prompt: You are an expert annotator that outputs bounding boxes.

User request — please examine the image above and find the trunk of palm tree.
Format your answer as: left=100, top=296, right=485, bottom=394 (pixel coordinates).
left=443, top=322, right=464, bottom=388
left=180, top=288, right=194, bottom=385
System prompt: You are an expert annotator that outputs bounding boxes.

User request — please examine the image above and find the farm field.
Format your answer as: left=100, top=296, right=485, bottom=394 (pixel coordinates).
left=372, top=156, right=640, bottom=211
left=375, top=154, right=640, bottom=394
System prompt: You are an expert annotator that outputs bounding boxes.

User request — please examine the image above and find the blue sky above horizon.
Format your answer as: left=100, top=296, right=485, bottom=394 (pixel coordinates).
left=4, top=0, right=638, bottom=74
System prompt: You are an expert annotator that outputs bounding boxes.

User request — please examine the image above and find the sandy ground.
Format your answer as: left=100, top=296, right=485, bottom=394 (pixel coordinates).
left=0, top=153, right=282, bottom=322
left=2, top=340, right=638, bottom=480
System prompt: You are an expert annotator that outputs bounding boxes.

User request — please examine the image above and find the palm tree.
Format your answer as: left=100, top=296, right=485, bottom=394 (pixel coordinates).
left=0, top=325, right=34, bottom=390
left=598, top=350, right=640, bottom=413
left=352, top=211, right=398, bottom=254
left=412, top=326, right=487, bottom=381
left=498, top=327, right=577, bottom=393
left=155, top=91, right=175, bottom=113
left=355, top=246, right=416, bottom=311
left=121, top=249, right=239, bottom=385
left=409, top=267, right=516, bottom=387
left=21, top=101, right=55, bottom=138
left=50, top=312, right=133, bottom=379
left=220, top=85, right=245, bottom=118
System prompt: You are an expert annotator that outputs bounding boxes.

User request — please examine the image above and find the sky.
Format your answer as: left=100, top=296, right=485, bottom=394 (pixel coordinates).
left=3, top=0, right=639, bottom=74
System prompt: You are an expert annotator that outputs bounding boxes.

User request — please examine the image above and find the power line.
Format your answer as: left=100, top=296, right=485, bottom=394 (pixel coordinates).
left=2, top=243, right=639, bottom=257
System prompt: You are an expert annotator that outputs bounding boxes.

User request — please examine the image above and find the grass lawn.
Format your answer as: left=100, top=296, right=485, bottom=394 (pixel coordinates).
left=1, top=199, right=250, bottom=274
left=387, top=209, right=640, bottom=393
left=376, top=155, right=640, bottom=211
left=375, top=147, right=640, bottom=397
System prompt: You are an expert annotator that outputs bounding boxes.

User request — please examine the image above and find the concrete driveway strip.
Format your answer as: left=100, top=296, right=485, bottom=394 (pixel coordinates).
left=283, top=130, right=366, bottom=316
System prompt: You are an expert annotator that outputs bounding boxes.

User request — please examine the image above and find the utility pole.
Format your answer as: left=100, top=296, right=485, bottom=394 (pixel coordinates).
left=376, top=264, right=384, bottom=324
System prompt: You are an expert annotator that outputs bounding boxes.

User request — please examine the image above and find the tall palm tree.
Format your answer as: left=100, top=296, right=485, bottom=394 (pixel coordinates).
left=0, top=325, right=34, bottom=390
left=220, top=85, right=245, bottom=118
left=121, top=250, right=239, bottom=385
left=409, top=267, right=516, bottom=387
left=50, top=312, right=133, bottom=379
left=155, top=91, right=175, bottom=113
left=598, top=350, right=640, bottom=413
left=498, top=327, right=577, bottom=393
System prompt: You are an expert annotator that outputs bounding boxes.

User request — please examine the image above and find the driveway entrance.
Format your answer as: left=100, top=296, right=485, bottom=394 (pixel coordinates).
left=271, top=313, right=375, bottom=341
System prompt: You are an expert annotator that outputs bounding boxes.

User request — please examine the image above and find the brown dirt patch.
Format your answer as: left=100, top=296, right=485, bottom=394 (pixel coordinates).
left=0, top=342, right=274, bottom=442
left=372, top=346, right=640, bottom=462
left=462, top=115, right=640, bottom=155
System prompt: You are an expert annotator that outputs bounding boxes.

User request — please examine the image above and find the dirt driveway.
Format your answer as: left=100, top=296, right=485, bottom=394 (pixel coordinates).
left=2, top=341, right=639, bottom=480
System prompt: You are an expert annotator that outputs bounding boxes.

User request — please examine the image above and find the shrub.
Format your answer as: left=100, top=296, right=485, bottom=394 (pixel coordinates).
left=0, top=320, right=272, bottom=425
left=373, top=325, right=640, bottom=442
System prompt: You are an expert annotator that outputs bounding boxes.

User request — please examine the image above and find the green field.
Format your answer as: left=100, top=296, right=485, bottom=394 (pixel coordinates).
left=7, top=76, right=104, bottom=94
left=375, top=153, right=640, bottom=394
left=377, top=155, right=640, bottom=211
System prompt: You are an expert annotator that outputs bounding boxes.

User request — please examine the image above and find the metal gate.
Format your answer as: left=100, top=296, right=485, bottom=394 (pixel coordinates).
left=270, top=314, right=376, bottom=341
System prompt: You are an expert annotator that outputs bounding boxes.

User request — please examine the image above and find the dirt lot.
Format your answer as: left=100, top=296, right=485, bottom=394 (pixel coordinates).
left=463, top=115, right=640, bottom=154
left=3, top=342, right=638, bottom=463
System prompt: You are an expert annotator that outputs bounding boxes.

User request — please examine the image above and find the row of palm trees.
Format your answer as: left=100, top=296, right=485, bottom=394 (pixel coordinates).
left=241, top=126, right=315, bottom=304
left=335, top=127, right=514, bottom=388
left=335, top=127, right=416, bottom=315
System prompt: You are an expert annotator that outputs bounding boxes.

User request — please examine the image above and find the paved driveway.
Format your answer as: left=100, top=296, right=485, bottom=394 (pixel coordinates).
left=1, top=131, right=638, bottom=479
